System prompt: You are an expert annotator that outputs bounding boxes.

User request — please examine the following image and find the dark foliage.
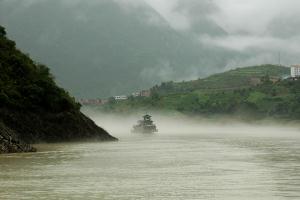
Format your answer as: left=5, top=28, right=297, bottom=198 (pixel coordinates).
left=0, top=25, right=116, bottom=147
left=0, top=25, right=80, bottom=112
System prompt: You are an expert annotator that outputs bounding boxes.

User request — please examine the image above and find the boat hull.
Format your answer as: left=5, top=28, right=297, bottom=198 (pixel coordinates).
left=131, top=125, right=158, bottom=134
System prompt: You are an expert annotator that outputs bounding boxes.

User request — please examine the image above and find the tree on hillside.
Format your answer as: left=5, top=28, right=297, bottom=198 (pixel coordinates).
left=0, top=26, right=6, bottom=36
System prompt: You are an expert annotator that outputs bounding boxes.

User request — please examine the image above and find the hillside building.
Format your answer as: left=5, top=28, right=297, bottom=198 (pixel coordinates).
left=114, top=95, right=128, bottom=100
left=132, top=92, right=140, bottom=97
left=291, top=65, right=300, bottom=78
left=131, top=90, right=151, bottom=97
left=140, top=90, right=151, bottom=97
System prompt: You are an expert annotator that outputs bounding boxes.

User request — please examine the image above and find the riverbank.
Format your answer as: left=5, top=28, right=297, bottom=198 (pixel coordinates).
left=0, top=108, right=118, bottom=154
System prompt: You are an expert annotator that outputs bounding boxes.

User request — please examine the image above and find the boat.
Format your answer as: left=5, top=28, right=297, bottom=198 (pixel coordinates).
left=131, top=114, right=158, bottom=134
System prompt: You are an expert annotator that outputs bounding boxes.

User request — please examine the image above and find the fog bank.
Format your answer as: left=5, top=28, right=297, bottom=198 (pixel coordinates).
left=82, top=107, right=300, bottom=139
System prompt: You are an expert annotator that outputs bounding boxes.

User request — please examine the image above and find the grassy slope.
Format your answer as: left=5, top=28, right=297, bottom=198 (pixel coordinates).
left=151, top=65, right=290, bottom=95
left=99, top=65, right=300, bottom=120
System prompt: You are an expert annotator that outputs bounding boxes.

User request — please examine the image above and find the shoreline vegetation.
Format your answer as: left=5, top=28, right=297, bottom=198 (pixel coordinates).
left=0, top=26, right=117, bottom=154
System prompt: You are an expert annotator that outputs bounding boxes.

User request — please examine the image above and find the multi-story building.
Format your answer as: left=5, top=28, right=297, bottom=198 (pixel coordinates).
left=291, top=65, right=300, bottom=78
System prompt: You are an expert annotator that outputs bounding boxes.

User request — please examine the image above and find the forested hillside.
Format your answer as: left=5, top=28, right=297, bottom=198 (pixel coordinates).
left=0, top=26, right=79, bottom=112
left=0, top=25, right=116, bottom=153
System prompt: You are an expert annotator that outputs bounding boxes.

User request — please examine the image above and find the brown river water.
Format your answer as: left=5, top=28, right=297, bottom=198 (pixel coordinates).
left=0, top=117, right=300, bottom=200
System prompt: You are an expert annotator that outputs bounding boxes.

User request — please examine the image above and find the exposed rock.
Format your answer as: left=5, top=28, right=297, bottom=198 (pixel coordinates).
left=0, top=122, right=36, bottom=153
left=0, top=108, right=117, bottom=144
left=0, top=108, right=117, bottom=154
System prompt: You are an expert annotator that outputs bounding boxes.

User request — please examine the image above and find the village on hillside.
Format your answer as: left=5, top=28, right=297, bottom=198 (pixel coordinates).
left=79, top=89, right=151, bottom=106
left=79, top=65, right=300, bottom=106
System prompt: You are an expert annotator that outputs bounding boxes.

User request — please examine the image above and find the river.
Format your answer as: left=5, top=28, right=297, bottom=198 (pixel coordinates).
left=0, top=118, right=300, bottom=200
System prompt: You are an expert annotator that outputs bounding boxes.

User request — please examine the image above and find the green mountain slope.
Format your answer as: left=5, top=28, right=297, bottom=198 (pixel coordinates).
left=151, top=65, right=290, bottom=95
left=100, top=65, right=300, bottom=120
left=0, top=26, right=116, bottom=153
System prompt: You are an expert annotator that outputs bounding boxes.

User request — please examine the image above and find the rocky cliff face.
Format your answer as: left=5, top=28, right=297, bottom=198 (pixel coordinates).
left=0, top=108, right=116, bottom=144
left=0, top=25, right=117, bottom=153
left=0, top=108, right=117, bottom=154
left=0, top=122, right=36, bottom=153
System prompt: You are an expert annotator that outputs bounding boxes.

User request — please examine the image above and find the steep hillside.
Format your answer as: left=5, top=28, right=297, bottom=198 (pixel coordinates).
left=0, top=0, right=232, bottom=98
left=0, top=26, right=116, bottom=153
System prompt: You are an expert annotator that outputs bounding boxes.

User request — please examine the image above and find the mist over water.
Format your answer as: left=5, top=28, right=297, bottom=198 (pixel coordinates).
left=1, top=1, right=300, bottom=199
left=82, top=107, right=300, bottom=139
left=0, top=108, right=300, bottom=199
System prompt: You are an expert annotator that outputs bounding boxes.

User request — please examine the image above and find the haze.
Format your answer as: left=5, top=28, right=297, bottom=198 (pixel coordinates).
left=0, top=0, right=299, bottom=98
left=81, top=107, right=300, bottom=140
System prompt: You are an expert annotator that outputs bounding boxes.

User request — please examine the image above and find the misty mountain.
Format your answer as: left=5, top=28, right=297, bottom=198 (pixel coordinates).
left=0, top=0, right=233, bottom=98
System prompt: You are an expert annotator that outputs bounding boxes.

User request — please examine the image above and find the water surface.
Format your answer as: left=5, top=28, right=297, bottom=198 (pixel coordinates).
left=0, top=128, right=300, bottom=199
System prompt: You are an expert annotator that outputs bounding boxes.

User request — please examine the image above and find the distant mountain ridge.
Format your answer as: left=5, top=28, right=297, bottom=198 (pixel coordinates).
left=0, top=0, right=232, bottom=98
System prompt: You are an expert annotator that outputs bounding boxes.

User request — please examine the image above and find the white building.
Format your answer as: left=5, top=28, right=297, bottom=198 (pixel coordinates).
left=291, top=65, right=300, bottom=78
left=132, top=92, right=140, bottom=97
left=114, top=95, right=128, bottom=100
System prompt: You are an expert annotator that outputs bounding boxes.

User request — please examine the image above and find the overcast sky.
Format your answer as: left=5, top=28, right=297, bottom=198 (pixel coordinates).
left=1, top=0, right=299, bottom=97
left=118, top=0, right=300, bottom=55
left=140, top=0, right=300, bottom=67
left=3, top=0, right=300, bottom=56
left=2, top=0, right=300, bottom=67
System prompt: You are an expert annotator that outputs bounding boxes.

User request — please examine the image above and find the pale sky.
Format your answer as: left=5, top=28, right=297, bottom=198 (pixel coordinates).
left=2, top=0, right=300, bottom=66
left=137, top=0, right=300, bottom=66
left=1, top=0, right=299, bottom=96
